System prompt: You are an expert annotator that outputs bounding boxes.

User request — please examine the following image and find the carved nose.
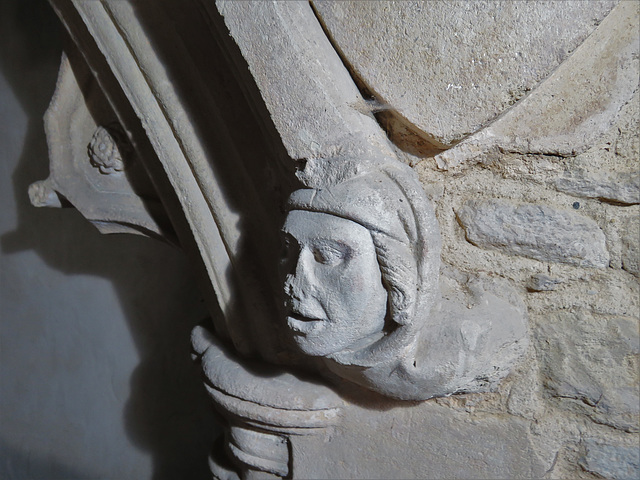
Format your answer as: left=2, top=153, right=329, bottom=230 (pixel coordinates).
left=283, top=248, right=313, bottom=301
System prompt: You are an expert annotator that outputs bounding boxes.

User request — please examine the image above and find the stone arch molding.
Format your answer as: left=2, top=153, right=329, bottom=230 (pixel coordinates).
left=32, top=1, right=637, bottom=479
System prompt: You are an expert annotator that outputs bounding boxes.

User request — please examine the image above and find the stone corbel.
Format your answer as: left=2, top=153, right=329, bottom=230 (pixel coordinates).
left=213, top=0, right=528, bottom=401
left=34, top=1, right=553, bottom=478
left=192, top=326, right=343, bottom=480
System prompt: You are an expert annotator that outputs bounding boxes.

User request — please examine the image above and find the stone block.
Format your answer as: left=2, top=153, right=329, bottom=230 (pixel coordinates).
left=579, top=439, right=640, bottom=480
left=536, top=311, right=639, bottom=432
left=292, top=401, right=547, bottom=479
left=621, top=214, right=640, bottom=277
left=554, top=170, right=640, bottom=205
left=457, top=200, right=610, bottom=268
left=527, top=274, right=562, bottom=292
left=313, top=0, right=616, bottom=147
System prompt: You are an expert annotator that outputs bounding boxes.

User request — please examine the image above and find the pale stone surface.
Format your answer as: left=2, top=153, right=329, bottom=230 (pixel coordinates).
left=536, top=311, right=639, bottom=432
left=313, top=0, right=617, bottom=148
left=527, top=274, right=562, bottom=292
left=217, top=0, right=396, bottom=188
left=457, top=200, right=610, bottom=268
left=26, top=0, right=640, bottom=479
left=621, top=214, right=640, bottom=277
left=435, top=1, right=639, bottom=169
left=579, top=439, right=640, bottom=480
left=553, top=169, right=640, bottom=205
left=294, top=401, right=547, bottom=479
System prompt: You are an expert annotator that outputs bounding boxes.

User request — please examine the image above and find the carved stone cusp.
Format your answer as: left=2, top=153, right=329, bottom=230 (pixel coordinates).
left=30, top=51, right=173, bottom=241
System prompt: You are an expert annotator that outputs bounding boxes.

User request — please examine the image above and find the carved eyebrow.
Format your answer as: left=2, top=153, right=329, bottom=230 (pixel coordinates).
left=314, top=239, right=354, bottom=261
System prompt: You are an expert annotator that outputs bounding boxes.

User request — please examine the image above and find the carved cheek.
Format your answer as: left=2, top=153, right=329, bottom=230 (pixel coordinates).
left=351, top=273, right=365, bottom=293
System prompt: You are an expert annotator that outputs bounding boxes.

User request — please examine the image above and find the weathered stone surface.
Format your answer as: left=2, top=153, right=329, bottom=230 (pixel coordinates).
left=313, top=0, right=616, bottom=148
left=457, top=200, right=610, bottom=268
left=536, top=311, right=640, bottom=432
left=435, top=1, right=639, bottom=169
left=293, top=401, right=547, bottom=479
left=527, top=274, right=562, bottom=292
left=621, top=214, right=640, bottom=277
left=217, top=0, right=397, bottom=188
left=554, top=169, right=640, bottom=205
left=579, top=439, right=640, bottom=480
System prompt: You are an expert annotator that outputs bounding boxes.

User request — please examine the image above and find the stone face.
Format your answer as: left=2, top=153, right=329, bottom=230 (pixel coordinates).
left=294, top=401, right=547, bottom=479
left=313, top=0, right=617, bottom=148
left=621, top=214, right=640, bottom=277
left=279, top=168, right=528, bottom=402
left=554, top=169, right=640, bottom=205
left=435, top=1, right=639, bottom=169
left=536, top=311, right=640, bottom=432
left=457, top=200, right=610, bottom=268
left=580, top=440, right=640, bottom=480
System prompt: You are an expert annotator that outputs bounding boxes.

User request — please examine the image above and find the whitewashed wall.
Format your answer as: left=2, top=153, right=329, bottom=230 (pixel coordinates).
left=0, top=2, right=216, bottom=478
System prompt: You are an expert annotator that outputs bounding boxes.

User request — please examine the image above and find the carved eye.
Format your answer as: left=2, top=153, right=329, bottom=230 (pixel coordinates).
left=312, top=244, right=350, bottom=266
left=281, top=234, right=298, bottom=261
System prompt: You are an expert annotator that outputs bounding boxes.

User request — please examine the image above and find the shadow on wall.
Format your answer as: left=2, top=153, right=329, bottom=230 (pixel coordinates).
left=0, top=1, right=217, bottom=479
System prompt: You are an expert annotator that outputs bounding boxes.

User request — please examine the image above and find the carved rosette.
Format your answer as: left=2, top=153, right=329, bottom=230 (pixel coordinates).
left=87, top=124, right=131, bottom=175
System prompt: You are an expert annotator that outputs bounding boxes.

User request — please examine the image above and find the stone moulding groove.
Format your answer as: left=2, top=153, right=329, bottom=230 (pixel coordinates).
left=53, top=0, right=283, bottom=359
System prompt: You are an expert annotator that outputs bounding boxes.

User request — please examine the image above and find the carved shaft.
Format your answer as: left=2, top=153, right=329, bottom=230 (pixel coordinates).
left=49, top=0, right=285, bottom=359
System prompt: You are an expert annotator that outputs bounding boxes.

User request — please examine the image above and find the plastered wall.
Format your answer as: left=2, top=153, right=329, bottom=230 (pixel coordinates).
left=0, top=2, right=216, bottom=478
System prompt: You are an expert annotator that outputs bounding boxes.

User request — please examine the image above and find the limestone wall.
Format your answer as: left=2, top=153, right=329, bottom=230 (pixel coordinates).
left=307, top=3, right=639, bottom=476
left=409, top=84, right=639, bottom=480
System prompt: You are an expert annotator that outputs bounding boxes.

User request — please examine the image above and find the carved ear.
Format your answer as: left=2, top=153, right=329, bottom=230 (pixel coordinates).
left=370, top=232, right=417, bottom=327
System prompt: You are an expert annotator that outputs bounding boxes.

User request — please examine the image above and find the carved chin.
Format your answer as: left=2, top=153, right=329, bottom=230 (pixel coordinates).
left=286, top=316, right=339, bottom=357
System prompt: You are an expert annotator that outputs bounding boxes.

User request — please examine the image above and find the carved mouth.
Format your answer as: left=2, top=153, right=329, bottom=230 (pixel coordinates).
left=286, top=313, right=324, bottom=335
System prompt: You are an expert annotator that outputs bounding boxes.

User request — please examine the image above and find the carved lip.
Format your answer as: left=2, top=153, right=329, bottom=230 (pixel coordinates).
left=286, top=313, right=324, bottom=335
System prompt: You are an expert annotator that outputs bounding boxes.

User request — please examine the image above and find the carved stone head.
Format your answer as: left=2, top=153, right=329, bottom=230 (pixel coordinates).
left=281, top=165, right=441, bottom=366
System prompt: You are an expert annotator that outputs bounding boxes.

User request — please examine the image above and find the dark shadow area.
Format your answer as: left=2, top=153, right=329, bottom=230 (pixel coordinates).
left=0, top=1, right=217, bottom=478
left=0, top=441, right=90, bottom=480
left=127, top=0, right=313, bottom=369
